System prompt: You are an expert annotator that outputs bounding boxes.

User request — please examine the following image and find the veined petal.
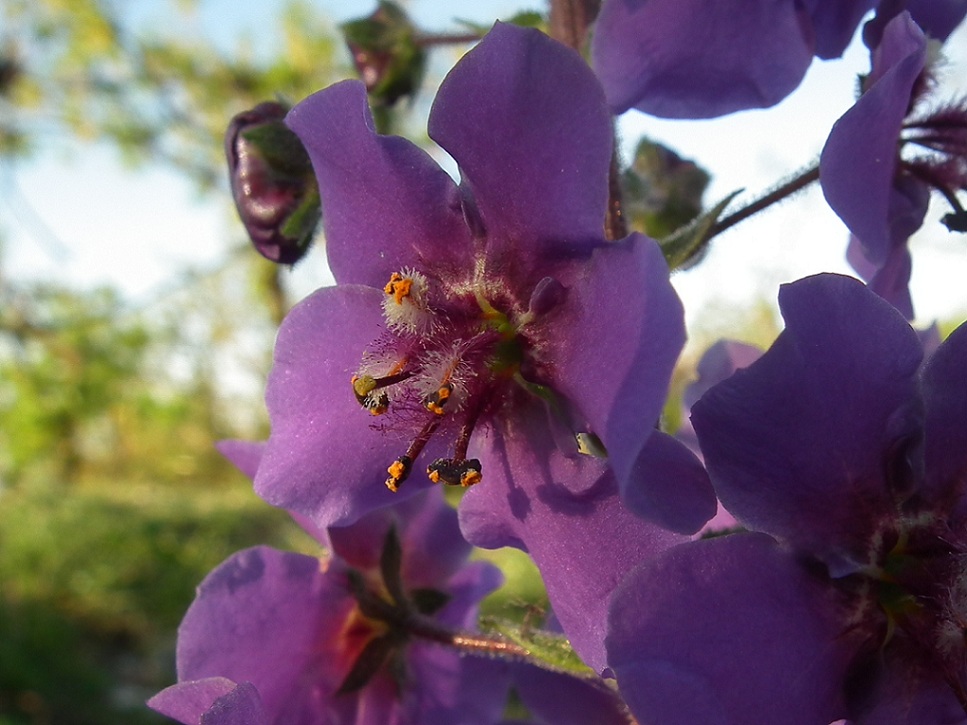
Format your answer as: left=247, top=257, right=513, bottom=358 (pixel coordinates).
left=691, top=275, right=923, bottom=567
left=591, top=0, right=814, bottom=118
left=256, top=285, right=443, bottom=528
left=429, top=23, right=612, bottom=265
left=551, top=233, right=689, bottom=519
left=607, top=534, right=855, bottom=725
left=821, top=13, right=926, bottom=265
left=286, top=81, right=471, bottom=287
left=458, top=406, right=685, bottom=673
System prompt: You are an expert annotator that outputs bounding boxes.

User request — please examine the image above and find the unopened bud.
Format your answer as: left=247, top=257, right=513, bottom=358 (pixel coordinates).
left=622, top=138, right=710, bottom=239
left=225, top=101, right=320, bottom=265
left=341, top=1, right=426, bottom=107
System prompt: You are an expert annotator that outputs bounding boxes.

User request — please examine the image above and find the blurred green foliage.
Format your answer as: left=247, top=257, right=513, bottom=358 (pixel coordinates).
left=0, top=478, right=313, bottom=724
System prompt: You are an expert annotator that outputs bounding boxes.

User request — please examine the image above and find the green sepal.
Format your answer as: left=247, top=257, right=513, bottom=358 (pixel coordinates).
left=335, top=632, right=402, bottom=694
left=379, top=525, right=407, bottom=607
left=278, top=184, right=320, bottom=244
left=659, top=189, right=743, bottom=270
left=239, top=121, right=311, bottom=178
left=409, top=587, right=450, bottom=616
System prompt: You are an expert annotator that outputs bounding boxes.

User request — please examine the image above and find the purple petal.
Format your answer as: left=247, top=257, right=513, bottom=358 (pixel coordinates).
left=551, top=233, right=691, bottom=519
left=807, top=0, right=878, bottom=59
left=676, top=339, right=763, bottom=459
left=200, top=682, right=268, bottom=725
left=691, top=274, right=923, bottom=569
left=821, top=13, right=926, bottom=264
left=847, top=175, right=929, bottom=320
left=177, top=547, right=355, bottom=716
left=904, top=0, right=967, bottom=41
left=256, top=285, right=442, bottom=528
left=591, top=0, right=814, bottom=118
left=218, top=438, right=330, bottom=547
left=510, top=665, right=631, bottom=725
left=852, top=658, right=967, bottom=724
left=922, top=321, right=967, bottom=509
left=149, top=678, right=242, bottom=724
left=458, top=404, right=685, bottom=673
left=429, top=23, right=612, bottom=264
left=327, top=487, right=473, bottom=590
left=286, top=81, right=470, bottom=287
left=621, top=430, right=716, bottom=534
left=216, top=440, right=264, bottom=479
left=402, top=643, right=511, bottom=725
left=607, top=533, right=855, bottom=725
left=433, top=560, right=504, bottom=631
left=866, top=0, right=967, bottom=46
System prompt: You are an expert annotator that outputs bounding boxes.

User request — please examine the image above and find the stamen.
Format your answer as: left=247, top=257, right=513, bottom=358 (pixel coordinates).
left=424, top=382, right=453, bottom=415
left=384, top=272, right=413, bottom=305
left=427, top=458, right=482, bottom=487
left=381, top=269, right=433, bottom=333
left=351, top=368, right=412, bottom=416
left=385, top=416, right=442, bottom=492
left=425, top=395, right=486, bottom=487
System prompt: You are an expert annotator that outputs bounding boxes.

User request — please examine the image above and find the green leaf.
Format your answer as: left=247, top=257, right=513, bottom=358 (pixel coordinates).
left=335, top=633, right=400, bottom=694
left=479, top=617, right=595, bottom=678
left=659, top=189, right=743, bottom=270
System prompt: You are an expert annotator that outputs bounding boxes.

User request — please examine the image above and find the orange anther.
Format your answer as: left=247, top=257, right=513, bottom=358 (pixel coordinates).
left=384, top=272, right=413, bottom=305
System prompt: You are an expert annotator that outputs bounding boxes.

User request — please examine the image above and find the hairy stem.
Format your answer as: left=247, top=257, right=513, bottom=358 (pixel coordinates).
left=709, top=163, right=820, bottom=239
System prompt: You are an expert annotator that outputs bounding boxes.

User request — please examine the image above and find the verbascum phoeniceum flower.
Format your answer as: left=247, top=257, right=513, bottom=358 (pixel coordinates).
left=607, top=273, right=967, bottom=724
left=149, top=443, right=509, bottom=725
left=821, top=10, right=967, bottom=320
left=251, top=22, right=716, bottom=672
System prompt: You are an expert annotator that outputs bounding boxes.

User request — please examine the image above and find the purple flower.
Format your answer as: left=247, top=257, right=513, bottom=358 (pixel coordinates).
left=251, top=23, right=712, bottom=671
left=591, top=0, right=876, bottom=118
left=607, top=273, right=967, bottom=723
left=821, top=11, right=967, bottom=319
left=149, top=461, right=511, bottom=725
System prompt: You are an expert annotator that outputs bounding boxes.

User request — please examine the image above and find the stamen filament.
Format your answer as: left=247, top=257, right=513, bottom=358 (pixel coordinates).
left=385, top=416, right=443, bottom=492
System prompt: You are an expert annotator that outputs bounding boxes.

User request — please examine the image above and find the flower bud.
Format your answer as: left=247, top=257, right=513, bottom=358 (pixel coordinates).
left=225, top=101, right=320, bottom=265
left=341, top=1, right=426, bottom=108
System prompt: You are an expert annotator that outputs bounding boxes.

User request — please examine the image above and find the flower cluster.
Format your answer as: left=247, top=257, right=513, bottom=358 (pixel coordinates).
left=153, top=4, right=967, bottom=724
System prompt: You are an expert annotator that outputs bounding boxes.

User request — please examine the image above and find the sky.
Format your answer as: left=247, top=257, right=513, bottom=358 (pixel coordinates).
left=4, top=1, right=967, bottom=346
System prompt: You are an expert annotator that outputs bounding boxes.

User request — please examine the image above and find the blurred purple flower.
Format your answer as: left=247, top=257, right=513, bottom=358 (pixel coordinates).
left=607, top=274, right=967, bottom=723
left=149, top=471, right=511, bottom=725
left=821, top=11, right=967, bottom=319
left=249, top=23, right=711, bottom=671
left=591, top=0, right=876, bottom=118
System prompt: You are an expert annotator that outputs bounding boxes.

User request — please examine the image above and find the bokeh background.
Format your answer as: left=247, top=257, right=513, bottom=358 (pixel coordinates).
left=1, top=1, right=966, bottom=723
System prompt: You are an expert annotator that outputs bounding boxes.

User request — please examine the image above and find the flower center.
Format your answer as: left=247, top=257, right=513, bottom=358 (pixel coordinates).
left=352, top=269, right=535, bottom=492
